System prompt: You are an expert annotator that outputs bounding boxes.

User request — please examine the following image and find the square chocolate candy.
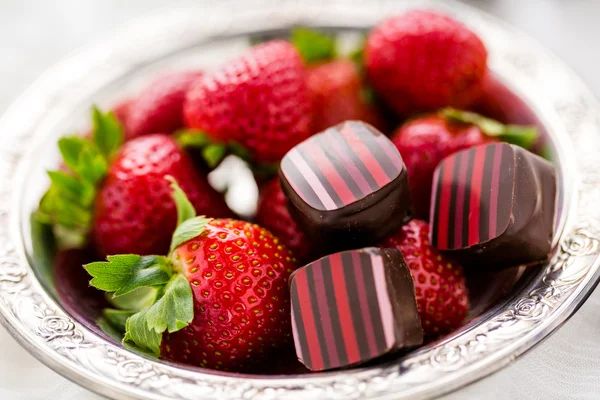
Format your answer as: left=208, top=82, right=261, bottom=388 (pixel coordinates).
left=279, top=121, right=413, bottom=252
left=289, top=247, right=423, bottom=371
left=429, top=142, right=557, bottom=269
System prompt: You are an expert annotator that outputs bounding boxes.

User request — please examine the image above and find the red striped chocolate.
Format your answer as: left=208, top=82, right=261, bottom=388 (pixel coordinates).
left=281, top=121, right=404, bottom=211
left=290, top=247, right=423, bottom=371
left=279, top=121, right=413, bottom=253
left=429, top=143, right=557, bottom=269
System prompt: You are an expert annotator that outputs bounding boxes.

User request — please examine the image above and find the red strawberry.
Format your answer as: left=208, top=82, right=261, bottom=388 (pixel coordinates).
left=391, top=109, right=538, bottom=219
left=93, top=134, right=233, bottom=256
left=163, top=219, right=296, bottom=370
left=39, top=107, right=234, bottom=259
left=87, top=180, right=297, bottom=372
left=126, top=71, right=203, bottom=140
left=365, top=10, right=488, bottom=116
left=472, top=73, right=543, bottom=127
left=380, top=219, right=468, bottom=336
left=184, top=40, right=313, bottom=163
left=306, top=59, right=385, bottom=133
left=392, top=114, right=492, bottom=219
left=255, top=178, right=312, bottom=262
left=112, top=100, right=133, bottom=125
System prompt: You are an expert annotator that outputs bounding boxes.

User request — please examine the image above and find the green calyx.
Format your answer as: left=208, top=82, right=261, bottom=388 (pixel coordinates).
left=87, top=176, right=211, bottom=356
left=175, top=129, right=228, bottom=169
left=440, top=108, right=539, bottom=150
left=36, top=106, right=124, bottom=248
left=291, top=27, right=336, bottom=64
left=176, top=129, right=280, bottom=181
left=290, top=27, right=376, bottom=107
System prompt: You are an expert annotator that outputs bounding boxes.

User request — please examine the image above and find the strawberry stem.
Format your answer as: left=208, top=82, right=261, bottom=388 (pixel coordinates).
left=88, top=176, right=207, bottom=357
left=36, top=106, right=124, bottom=249
left=291, top=27, right=336, bottom=64
left=440, top=108, right=539, bottom=150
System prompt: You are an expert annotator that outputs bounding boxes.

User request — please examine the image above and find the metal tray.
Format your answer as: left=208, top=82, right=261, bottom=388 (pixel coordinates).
left=1, top=0, right=600, bottom=399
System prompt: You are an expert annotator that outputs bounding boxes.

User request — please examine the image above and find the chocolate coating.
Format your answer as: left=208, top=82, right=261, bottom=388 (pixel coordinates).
left=430, top=142, right=557, bottom=269
left=279, top=121, right=413, bottom=253
left=289, top=247, right=423, bottom=371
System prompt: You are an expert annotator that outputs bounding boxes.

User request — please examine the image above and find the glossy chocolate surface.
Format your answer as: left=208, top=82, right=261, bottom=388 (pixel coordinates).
left=289, top=247, right=423, bottom=371
left=430, top=142, right=557, bottom=269
left=279, top=121, right=413, bottom=252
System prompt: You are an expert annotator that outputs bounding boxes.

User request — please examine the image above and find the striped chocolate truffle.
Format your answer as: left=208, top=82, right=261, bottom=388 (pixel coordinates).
left=279, top=121, right=413, bottom=253
left=289, top=247, right=423, bottom=371
left=429, top=142, right=557, bottom=269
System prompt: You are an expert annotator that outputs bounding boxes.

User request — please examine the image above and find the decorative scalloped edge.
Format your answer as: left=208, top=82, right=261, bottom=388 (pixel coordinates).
left=1, top=1, right=600, bottom=399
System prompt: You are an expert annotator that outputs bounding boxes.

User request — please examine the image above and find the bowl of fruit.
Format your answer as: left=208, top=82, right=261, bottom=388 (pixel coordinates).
left=2, top=0, right=600, bottom=399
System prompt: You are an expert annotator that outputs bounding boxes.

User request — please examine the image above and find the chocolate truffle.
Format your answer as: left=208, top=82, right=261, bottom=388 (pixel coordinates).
left=429, top=142, right=557, bottom=269
left=289, top=247, right=423, bottom=371
left=279, top=121, right=413, bottom=253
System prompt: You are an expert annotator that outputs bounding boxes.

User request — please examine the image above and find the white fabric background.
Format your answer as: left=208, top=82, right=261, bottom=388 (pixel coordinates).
left=1, top=1, right=600, bottom=399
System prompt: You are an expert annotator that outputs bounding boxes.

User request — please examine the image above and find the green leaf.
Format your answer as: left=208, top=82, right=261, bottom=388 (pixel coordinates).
left=166, top=176, right=196, bottom=226
left=175, top=130, right=229, bottom=168
left=85, top=255, right=172, bottom=296
left=38, top=186, right=92, bottom=230
left=92, top=106, right=124, bottom=159
left=103, top=308, right=136, bottom=333
left=175, top=129, right=212, bottom=148
left=56, top=136, right=108, bottom=185
left=229, top=142, right=252, bottom=162
left=539, top=142, right=554, bottom=161
left=202, top=144, right=227, bottom=168
left=499, top=125, right=539, bottom=150
left=52, top=224, right=88, bottom=249
left=57, top=136, right=88, bottom=173
left=170, top=216, right=211, bottom=253
left=123, top=310, right=162, bottom=356
left=348, top=37, right=367, bottom=73
left=76, top=144, right=108, bottom=185
left=30, top=215, right=57, bottom=293
left=47, top=170, right=95, bottom=206
left=349, top=46, right=364, bottom=66
left=252, top=162, right=280, bottom=182
left=291, top=28, right=336, bottom=64
left=146, top=275, right=193, bottom=334
left=97, top=316, right=126, bottom=342
left=107, top=287, right=159, bottom=311
left=38, top=105, right=122, bottom=250
left=360, top=86, right=376, bottom=106
left=440, top=108, right=539, bottom=150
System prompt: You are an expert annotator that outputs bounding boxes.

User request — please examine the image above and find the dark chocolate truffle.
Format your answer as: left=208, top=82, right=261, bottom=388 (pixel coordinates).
left=279, top=121, right=413, bottom=253
left=429, top=142, right=557, bottom=269
left=289, top=247, right=423, bottom=371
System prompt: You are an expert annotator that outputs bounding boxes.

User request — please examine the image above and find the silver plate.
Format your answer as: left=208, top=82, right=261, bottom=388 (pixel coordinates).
left=1, top=0, right=600, bottom=399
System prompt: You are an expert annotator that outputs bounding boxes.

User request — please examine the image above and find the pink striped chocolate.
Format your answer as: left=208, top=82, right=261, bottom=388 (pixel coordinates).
left=290, top=247, right=423, bottom=371
left=281, top=121, right=404, bottom=211
left=279, top=121, right=413, bottom=252
left=429, top=142, right=557, bottom=269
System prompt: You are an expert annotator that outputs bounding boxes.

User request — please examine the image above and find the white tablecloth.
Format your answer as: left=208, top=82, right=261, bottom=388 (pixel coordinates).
left=1, top=1, right=600, bottom=398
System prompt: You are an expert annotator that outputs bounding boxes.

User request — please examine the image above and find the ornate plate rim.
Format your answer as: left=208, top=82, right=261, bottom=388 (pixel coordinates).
left=1, top=1, right=600, bottom=399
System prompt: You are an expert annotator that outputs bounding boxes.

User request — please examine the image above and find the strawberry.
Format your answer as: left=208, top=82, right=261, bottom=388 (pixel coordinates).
left=93, top=133, right=233, bottom=256
left=37, top=107, right=233, bottom=257
left=87, top=178, right=297, bottom=371
left=255, top=178, right=312, bottom=263
left=391, top=108, right=538, bottom=219
left=472, top=73, right=543, bottom=127
left=289, top=28, right=386, bottom=134
left=126, top=71, right=203, bottom=140
left=365, top=10, right=488, bottom=116
left=306, top=59, right=386, bottom=133
left=112, top=99, right=133, bottom=126
left=380, top=219, right=468, bottom=336
left=183, top=40, right=312, bottom=164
